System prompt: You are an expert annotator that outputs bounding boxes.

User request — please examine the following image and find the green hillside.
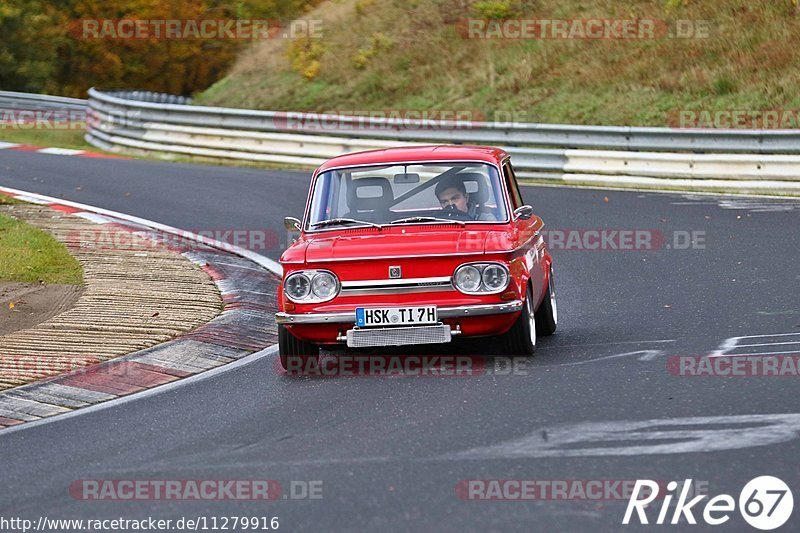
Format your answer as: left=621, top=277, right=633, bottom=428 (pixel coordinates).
left=196, top=0, right=800, bottom=126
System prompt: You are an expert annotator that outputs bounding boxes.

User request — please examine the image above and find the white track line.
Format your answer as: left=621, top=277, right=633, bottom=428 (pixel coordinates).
left=709, top=333, right=800, bottom=357
left=720, top=351, right=800, bottom=356
left=36, top=147, right=86, bottom=156
left=10, top=194, right=50, bottom=204
left=542, top=350, right=664, bottom=368
left=735, top=341, right=800, bottom=348
left=729, top=332, right=800, bottom=340
left=537, top=339, right=675, bottom=349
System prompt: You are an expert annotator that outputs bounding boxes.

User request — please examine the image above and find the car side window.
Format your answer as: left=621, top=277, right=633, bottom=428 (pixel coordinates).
left=503, top=161, right=523, bottom=209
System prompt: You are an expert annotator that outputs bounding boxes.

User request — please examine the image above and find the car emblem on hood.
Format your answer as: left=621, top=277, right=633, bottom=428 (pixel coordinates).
left=389, top=266, right=402, bottom=279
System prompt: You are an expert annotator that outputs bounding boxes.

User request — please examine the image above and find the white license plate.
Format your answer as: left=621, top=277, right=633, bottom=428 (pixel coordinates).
left=355, top=306, right=438, bottom=327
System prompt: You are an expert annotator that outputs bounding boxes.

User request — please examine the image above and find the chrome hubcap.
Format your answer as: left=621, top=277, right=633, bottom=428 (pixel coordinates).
left=549, top=268, right=558, bottom=325
left=527, top=287, right=536, bottom=346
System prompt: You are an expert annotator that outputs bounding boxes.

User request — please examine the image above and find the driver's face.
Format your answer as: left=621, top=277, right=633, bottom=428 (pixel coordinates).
left=437, top=187, right=468, bottom=213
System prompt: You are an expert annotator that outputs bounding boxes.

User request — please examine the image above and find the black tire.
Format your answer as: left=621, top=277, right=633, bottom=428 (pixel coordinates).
left=500, top=284, right=536, bottom=356
left=535, top=265, right=558, bottom=336
left=279, top=325, right=319, bottom=374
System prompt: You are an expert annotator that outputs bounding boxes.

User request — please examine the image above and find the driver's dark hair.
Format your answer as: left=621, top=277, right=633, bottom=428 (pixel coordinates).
left=434, top=175, right=467, bottom=199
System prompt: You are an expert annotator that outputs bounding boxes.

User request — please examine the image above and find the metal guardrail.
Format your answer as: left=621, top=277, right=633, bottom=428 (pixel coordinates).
left=82, top=88, right=800, bottom=193
left=84, top=88, right=800, bottom=154
left=2, top=90, right=799, bottom=193
left=0, top=90, right=87, bottom=112
left=0, top=89, right=189, bottom=111
left=103, top=90, right=192, bottom=106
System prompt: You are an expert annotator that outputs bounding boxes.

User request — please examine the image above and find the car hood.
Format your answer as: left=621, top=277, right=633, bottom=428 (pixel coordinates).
left=303, top=227, right=492, bottom=262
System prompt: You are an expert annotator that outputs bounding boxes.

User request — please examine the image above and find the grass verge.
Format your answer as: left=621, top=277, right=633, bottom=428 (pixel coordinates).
left=0, top=128, right=91, bottom=151
left=0, top=200, right=83, bottom=285
left=196, top=0, right=800, bottom=127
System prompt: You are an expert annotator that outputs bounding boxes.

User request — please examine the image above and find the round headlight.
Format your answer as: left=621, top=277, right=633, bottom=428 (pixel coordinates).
left=285, top=273, right=311, bottom=301
left=454, top=265, right=482, bottom=293
left=482, top=264, right=508, bottom=292
left=311, top=271, right=338, bottom=300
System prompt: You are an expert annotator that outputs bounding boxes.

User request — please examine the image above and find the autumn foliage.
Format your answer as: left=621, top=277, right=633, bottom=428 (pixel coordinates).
left=0, top=0, right=322, bottom=97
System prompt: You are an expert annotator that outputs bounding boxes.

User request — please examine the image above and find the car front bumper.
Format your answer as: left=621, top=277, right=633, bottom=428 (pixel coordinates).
left=275, top=300, right=523, bottom=325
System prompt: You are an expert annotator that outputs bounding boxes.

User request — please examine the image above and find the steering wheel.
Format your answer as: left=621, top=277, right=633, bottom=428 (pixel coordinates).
left=441, top=204, right=472, bottom=221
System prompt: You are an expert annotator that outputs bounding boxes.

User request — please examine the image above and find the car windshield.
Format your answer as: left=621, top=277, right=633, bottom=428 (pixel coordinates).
left=306, top=162, right=509, bottom=229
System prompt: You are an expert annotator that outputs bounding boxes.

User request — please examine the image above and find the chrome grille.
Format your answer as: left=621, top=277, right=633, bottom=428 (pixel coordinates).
left=340, top=276, right=453, bottom=295
left=346, top=324, right=452, bottom=348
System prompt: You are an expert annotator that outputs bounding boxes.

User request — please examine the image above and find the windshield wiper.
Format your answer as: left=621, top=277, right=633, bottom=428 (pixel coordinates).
left=390, top=216, right=466, bottom=227
left=311, top=217, right=383, bottom=229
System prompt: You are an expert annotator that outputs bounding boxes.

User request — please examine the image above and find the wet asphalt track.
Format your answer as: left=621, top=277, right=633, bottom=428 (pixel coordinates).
left=1, top=151, right=799, bottom=531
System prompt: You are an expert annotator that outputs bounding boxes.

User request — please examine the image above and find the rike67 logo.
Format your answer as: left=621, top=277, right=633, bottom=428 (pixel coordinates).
left=623, top=477, right=793, bottom=530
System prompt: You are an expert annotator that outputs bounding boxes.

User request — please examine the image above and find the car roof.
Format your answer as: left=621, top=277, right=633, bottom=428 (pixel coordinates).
left=314, top=145, right=509, bottom=174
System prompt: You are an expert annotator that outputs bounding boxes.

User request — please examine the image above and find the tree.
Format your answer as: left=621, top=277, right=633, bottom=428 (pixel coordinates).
left=1, top=0, right=323, bottom=97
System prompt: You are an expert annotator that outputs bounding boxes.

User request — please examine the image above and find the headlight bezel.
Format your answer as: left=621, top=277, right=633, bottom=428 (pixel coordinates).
left=284, top=272, right=311, bottom=301
left=452, top=262, right=510, bottom=295
left=284, top=269, right=340, bottom=303
left=454, top=264, right=482, bottom=293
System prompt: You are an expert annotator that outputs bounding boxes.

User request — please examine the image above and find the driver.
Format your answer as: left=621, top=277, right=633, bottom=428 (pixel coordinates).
left=434, top=175, right=496, bottom=221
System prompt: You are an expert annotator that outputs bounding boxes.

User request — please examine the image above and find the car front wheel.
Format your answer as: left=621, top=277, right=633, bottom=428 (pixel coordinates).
left=535, top=265, right=557, bottom=336
left=279, top=325, right=320, bottom=374
left=500, top=284, right=536, bottom=356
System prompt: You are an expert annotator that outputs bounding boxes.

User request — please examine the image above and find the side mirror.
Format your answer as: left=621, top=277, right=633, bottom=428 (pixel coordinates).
left=284, top=216, right=301, bottom=231
left=513, top=205, right=534, bottom=220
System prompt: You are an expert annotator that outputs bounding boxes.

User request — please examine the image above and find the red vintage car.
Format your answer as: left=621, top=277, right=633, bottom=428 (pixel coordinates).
left=277, top=145, right=557, bottom=371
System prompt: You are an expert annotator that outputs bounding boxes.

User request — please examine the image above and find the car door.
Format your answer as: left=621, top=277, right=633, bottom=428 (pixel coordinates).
left=502, top=159, right=545, bottom=305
